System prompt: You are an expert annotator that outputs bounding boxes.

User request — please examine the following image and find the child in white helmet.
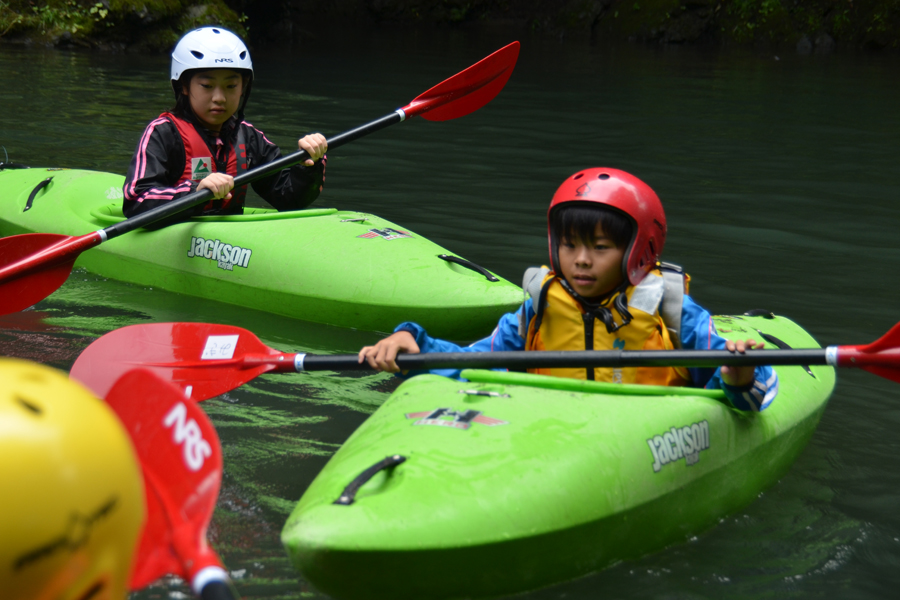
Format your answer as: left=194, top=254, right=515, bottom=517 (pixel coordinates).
left=359, top=168, right=778, bottom=412
left=123, top=26, right=327, bottom=220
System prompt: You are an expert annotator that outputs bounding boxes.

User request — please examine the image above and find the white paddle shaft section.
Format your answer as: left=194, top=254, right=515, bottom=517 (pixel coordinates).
left=395, top=108, right=407, bottom=121
left=294, top=353, right=306, bottom=372
left=192, top=566, right=230, bottom=595
left=96, top=229, right=108, bottom=242
left=825, top=346, right=838, bottom=366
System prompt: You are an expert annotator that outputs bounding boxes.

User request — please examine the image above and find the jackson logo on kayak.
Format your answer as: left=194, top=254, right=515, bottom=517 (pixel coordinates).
left=358, top=227, right=411, bottom=240
left=406, top=408, right=508, bottom=430
left=647, top=420, right=710, bottom=473
left=187, top=236, right=253, bottom=271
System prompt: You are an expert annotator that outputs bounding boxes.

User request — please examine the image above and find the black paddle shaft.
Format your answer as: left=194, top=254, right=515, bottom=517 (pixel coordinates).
left=298, top=348, right=832, bottom=372
left=199, top=580, right=238, bottom=600
left=102, top=111, right=404, bottom=239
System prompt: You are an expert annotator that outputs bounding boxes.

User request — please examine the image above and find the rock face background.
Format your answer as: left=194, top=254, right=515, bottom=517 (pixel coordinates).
left=0, top=1, right=247, bottom=51
left=0, top=1, right=898, bottom=51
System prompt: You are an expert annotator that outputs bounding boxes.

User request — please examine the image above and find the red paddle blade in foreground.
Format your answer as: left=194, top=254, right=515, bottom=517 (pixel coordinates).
left=105, top=369, right=234, bottom=597
left=0, top=232, right=100, bottom=313
left=405, top=41, right=520, bottom=121
left=72, top=322, right=289, bottom=400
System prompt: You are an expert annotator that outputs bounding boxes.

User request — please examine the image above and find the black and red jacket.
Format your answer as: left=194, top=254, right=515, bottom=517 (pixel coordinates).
left=123, top=111, right=325, bottom=220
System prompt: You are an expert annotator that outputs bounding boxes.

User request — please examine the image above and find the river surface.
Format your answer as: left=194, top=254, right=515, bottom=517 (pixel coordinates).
left=2, top=26, right=900, bottom=600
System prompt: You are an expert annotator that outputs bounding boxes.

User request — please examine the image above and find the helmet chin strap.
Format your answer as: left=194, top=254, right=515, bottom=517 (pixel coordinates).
left=559, top=277, right=633, bottom=334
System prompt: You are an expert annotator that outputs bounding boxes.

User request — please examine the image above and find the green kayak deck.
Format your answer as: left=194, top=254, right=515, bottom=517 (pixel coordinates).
left=0, top=168, right=521, bottom=338
left=281, top=314, right=835, bottom=599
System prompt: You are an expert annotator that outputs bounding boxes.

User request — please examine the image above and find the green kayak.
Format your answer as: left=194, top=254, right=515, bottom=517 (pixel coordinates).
left=0, top=167, right=521, bottom=338
left=281, top=314, right=835, bottom=599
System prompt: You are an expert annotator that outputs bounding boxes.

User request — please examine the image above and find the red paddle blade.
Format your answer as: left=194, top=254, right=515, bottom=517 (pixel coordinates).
left=0, top=233, right=78, bottom=314
left=105, top=369, right=224, bottom=589
left=837, top=321, right=900, bottom=383
left=0, top=231, right=102, bottom=315
left=403, top=41, right=520, bottom=121
left=71, top=322, right=282, bottom=401
left=857, top=321, right=900, bottom=354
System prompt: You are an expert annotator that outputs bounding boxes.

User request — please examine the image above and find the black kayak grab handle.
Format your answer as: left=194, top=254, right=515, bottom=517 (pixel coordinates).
left=438, top=254, right=499, bottom=282
left=23, top=177, right=53, bottom=212
left=333, top=454, right=407, bottom=506
left=755, top=329, right=816, bottom=379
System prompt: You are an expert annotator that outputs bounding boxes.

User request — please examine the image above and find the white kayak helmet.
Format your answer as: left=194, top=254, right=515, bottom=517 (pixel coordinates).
left=170, top=26, right=253, bottom=93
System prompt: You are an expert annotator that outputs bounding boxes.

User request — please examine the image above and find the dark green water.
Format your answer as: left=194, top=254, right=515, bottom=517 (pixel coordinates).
left=2, top=27, right=900, bottom=599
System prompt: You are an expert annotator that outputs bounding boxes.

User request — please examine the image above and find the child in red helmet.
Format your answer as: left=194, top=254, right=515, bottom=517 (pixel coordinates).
left=123, top=26, right=327, bottom=221
left=359, top=168, right=778, bottom=412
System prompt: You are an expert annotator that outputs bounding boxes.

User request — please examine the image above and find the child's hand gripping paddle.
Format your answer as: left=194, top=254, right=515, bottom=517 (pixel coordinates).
left=105, top=369, right=237, bottom=599
left=73, top=320, right=900, bottom=404
left=0, top=41, right=520, bottom=316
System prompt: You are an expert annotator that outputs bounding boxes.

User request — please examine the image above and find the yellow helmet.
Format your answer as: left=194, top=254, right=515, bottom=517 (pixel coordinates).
left=0, top=358, right=145, bottom=600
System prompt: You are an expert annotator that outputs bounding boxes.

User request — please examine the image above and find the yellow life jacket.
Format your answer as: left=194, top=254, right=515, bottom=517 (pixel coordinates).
left=522, top=266, right=692, bottom=386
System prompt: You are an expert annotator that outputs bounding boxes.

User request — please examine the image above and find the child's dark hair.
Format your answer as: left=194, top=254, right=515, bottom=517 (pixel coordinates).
left=551, top=204, right=633, bottom=249
left=170, top=73, right=194, bottom=118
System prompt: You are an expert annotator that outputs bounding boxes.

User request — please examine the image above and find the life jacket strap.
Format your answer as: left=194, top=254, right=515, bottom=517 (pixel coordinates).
left=659, top=261, right=687, bottom=349
left=582, top=312, right=595, bottom=380
left=519, top=266, right=551, bottom=338
left=232, top=125, right=248, bottom=209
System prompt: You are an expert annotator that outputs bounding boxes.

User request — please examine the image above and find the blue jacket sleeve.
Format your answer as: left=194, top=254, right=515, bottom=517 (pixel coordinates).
left=680, top=295, right=778, bottom=412
left=392, top=301, right=531, bottom=380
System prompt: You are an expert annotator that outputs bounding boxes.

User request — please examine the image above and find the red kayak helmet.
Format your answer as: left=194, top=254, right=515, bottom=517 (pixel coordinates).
left=548, top=168, right=667, bottom=286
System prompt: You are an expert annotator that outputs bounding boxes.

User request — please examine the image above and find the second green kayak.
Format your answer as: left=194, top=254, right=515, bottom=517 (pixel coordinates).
left=0, top=167, right=521, bottom=338
left=281, top=313, right=835, bottom=599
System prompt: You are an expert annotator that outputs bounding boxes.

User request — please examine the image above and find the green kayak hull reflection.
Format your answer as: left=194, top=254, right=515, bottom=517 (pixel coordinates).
left=0, top=168, right=521, bottom=338
left=281, top=314, right=835, bottom=599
